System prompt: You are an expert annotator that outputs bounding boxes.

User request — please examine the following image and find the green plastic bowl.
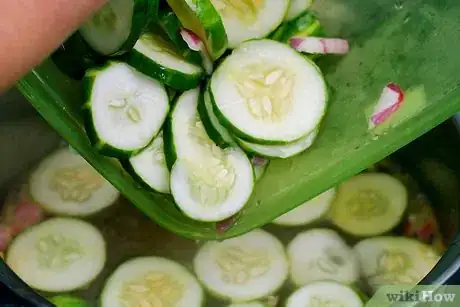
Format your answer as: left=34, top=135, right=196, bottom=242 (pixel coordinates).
left=16, top=0, right=460, bottom=240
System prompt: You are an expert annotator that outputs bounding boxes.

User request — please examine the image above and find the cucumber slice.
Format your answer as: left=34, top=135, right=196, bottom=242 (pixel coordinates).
left=127, top=33, right=204, bottom=90
left=210, top=39, right=327, bottom=144
left=287, top=228, right=360, bottom=286
left=193, top=229, right=288, bottom=302
left=211, top=0, right=290, bottom=48
left=29, top=148, right=120, bottom=217
left=237, top=128, right=319, bottom=158
left=166, top=88, right=254, bottom=222
left=228, top=302, right=268, bottom=307
left=101, top=256, right=203, bottom=307
left=83, top=61, right=169, bottom=157
left=166, top=0, right=228, bottom=60
left=49, top=295, right=90, bottom=307
left=272, top=188, right=335, bottom=226
left=198, top=84, right=236, bottom=148
left=286, top=281, right=363, bottom=307
left=79, top=0, right=152, bottom=56
left=157, top=10, right=204, bottom=65
left=284, top=0, right=313, bottom=21
left=127, top=131, right=170, bottom=194
left=6, top=218, right=106, bottom=292
left=353, top=236, right=440, bottom=291
left=271, top=11, right=323, bottom=43
left=329, top=173, right=408, bottom=237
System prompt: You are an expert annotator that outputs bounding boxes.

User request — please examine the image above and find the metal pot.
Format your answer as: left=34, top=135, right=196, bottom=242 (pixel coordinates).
left=0, top=89, right=458, bottom=305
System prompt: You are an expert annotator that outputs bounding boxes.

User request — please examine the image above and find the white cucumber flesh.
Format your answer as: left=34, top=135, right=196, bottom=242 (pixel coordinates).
left=286, top=281, right=363, bottom=307
left=212, top=0, right=290, bottom=48
left=85, top=62, right=169, bottom=154
left=6, top=218, right=106, bottom=292
left=353, top=236, right=440, bottom=292
left=168, top=89, right=254, bottom=222
left=211, top=39, right=327, bottom=144
left=29, top=148, right=120, bottom=217
left=284, top=0, right=313, bottom=21
left=238, top=128, right=318, bottom=158
left=273, top=188, right=335, bottom=226
left=193, top=229, right=288, bottom=302
left=134, top=33, right=203, bottom=74
left=101, top=256, right=203, bottom=307
left=329, top=172, right=408, bottom=236
left=287, top=228, right=360, bottom=286
left=128, top=131, right=170, bottom=194
left=80, top=0, right=139, bottom=55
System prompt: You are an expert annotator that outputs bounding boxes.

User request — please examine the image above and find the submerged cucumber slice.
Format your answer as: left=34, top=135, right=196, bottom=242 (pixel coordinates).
left=29, top=148, right=120, bottom=217
left=211, top=39, right=327, bottom=144
left=284, top=0, right=313, bottom=21
left=272, top=188, right=335, bottom=226
left=127, top=33, right=204, bottom=90
left=237, top=128, right=319, bottom=158
left=6, top=218, right=106, bottom=292
left=286, top=281, right=363, bottom=307
left=198, top=84, right=236, bottom=148
left=101, top=256, right=203, bottom=307
left=211, top=0, right=289, bottom=48
left=166, top=0, right=228, bottom=60
left=80, top=0, right=152, bottom=56
left=194, top=229, right=288, bottom=302
left=354, top=236, right=440, bottom=292
left=127, top=131, right=170, bottom=194
left=167, top=89, right=254, bottom=222
left=329, top=173, right=408, bottom=236
left=83, top=61, right=169, bottom=157
left=287, top=228, right=360, bottom=286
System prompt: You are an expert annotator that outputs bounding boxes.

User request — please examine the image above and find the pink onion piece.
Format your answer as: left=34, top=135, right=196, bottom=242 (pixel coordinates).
left=0, top=224, right=12, bottom=252
left=180, top=28, right=213, bottom=75
left=251, top=156, right=269, bottom=166
left=180, top=28, right=203, bottom=51
left=216, top=215, right=237, bottom=234
left=290, top=36, right=349, bottom=55
left=369, top=83, right=405, bottom=128
left=10, top=202, right=44, bottom=235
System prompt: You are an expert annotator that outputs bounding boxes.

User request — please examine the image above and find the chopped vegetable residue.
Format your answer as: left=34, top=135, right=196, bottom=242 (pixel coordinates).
left=369, top=83, right=405, bottom=129
left=290, top=37, right=349, bottom=54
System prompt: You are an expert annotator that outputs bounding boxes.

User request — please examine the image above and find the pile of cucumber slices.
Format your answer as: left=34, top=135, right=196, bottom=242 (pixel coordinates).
left=2, top=144, right=442, bottom=305
left=53, top=0, right=332, bottom=223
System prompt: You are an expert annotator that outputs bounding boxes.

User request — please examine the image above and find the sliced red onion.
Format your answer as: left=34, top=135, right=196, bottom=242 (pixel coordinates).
left=290, top=37, right=349, bottom=54
left=180, top=28, right=213, bottom=75
left=216, top=215, right=237, bottom=234
left=10, top=202, right=44, bottom=234
left=251, top=156, right=269, bottom=166
left=180, top=28, right=203, bottom=51
left=369, top=83, right=405, bottom=128
left=0, top=224, right=12, bottom=252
